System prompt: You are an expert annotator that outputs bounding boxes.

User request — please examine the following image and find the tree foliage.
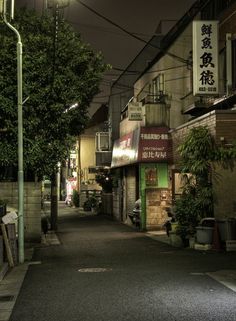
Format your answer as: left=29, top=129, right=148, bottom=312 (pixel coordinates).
left=0, top=8, right=109, bottom=178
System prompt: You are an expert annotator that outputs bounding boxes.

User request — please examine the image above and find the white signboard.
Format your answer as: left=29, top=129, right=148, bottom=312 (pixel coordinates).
left=128, top=102, right=143, bottom=121
left=2, top=211, right=18, bottom=225
left=193, top=21, right=219, bottom=96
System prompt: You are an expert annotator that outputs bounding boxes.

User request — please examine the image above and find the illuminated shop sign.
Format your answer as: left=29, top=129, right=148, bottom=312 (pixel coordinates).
left=193, top=21, right=219, bottom=96
left=139, top=127, right=172, bottom=162
left=111, top=127, right=172, bottom=167
left=111, top=130, right=139, bottom=167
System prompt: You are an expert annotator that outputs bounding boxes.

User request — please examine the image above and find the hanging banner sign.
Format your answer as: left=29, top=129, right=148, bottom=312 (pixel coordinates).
left=193, top=21, right=219, bottom=96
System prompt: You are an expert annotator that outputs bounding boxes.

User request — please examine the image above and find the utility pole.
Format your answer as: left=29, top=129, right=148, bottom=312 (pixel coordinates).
left=1, top=0, right=24, bottom=263
left=48, top=0, right=70, bottom=230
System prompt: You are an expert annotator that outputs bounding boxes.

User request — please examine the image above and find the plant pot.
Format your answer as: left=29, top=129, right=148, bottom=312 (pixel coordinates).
left=181, top=237, right=189, bottom=248
left=196, top=226, right=214, bottom=244
left=189, top=236, right=195, bottom=249
left=171, top=222, right=178, bottom=232
left=83, top=204, right=91, bottom=211
left=169, top=231, right=183, bottom=247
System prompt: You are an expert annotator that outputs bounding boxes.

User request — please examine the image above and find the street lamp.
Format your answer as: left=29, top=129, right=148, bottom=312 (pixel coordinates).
left=1, top=0, right=24, bottom=263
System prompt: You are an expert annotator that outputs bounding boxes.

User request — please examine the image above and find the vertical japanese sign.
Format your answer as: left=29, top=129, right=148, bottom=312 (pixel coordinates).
left=193, top=21, right=219, bottom=96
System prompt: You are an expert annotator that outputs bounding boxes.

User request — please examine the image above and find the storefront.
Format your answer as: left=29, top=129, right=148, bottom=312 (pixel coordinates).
left=111, top=126, right=173, bottom=230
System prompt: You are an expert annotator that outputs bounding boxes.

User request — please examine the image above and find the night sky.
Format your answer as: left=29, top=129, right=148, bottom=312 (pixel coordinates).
left=16, top=0, right=196, bottom=113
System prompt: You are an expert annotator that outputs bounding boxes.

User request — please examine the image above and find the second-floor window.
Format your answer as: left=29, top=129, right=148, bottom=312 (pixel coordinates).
left=151, top=74, right=165, bottom=98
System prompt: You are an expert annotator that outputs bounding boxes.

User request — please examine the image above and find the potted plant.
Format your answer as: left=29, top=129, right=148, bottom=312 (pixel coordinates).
left=72, top=189, right=80, bottom=207
left=83, top=194, right=98, bottom=211
left=174, top=191, right=201, bottom=246
left=174, top=127, right=216, bottom=246
left=174, top=126, right=236, bottom=247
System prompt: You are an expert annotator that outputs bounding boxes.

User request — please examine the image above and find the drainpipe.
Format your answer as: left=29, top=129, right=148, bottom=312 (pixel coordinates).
left=2, top=0, right=24, bottom=263
left=226, top=33, right=232, bottom=96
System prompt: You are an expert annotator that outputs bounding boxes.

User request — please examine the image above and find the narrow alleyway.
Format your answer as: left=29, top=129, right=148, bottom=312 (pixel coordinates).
left=8, top=204, right=236, bottom=321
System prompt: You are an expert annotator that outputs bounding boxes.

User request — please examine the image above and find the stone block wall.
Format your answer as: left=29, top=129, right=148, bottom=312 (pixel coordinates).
left=0, top=182, right=42, bottom=242
left=146, top=189, right=169, bottom=230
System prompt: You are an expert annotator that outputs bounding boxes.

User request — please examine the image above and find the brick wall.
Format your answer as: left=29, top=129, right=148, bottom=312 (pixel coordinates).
left=171, top=110, right=236, bottom=162
left=215, top=112, right=236, bottom=145
left=0, top=182, right=41, bottom=242
left=171, top=110, right=236, bottom=219
left=171, top=111, right=217, bottom=163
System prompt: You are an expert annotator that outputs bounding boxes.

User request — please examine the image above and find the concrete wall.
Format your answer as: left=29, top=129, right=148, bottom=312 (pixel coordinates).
left=134, top=24, right=193, bottom=130
left=0, top=182, right=41, bottom=242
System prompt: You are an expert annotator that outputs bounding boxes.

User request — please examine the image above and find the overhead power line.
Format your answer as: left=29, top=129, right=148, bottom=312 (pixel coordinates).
left=109, top=64, right=187, bottom=75
left=95, top=73, right=191, bottom=100
left=76, top=0, right=188, bottom=65
left=68, top=20, right=152, bottom=39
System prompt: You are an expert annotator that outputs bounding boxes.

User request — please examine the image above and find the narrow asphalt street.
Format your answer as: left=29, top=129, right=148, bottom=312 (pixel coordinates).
left=8, top=204, right=236, bottom=321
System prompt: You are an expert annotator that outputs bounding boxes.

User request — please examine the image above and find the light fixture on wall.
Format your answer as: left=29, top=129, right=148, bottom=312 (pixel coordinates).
left=160, top=190, right=168, bottom=201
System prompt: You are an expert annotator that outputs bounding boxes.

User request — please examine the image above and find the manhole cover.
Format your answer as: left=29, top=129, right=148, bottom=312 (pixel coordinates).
left=78, top=268, right=112, bottom=273
left=0, top=295, right=14, bottom=302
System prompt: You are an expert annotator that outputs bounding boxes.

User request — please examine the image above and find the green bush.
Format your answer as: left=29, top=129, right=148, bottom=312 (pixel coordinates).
left=72, top=189, right=80, bottom=207
left=175, top=193, right=200, bottom=239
